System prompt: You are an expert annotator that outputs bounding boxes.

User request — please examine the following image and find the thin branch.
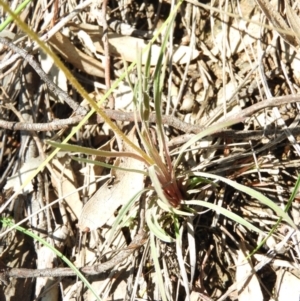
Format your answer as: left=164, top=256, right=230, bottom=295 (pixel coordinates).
left=0, top=37, right=87, bottom=116
left=0, top=95, right=299, bottom=139
left=0, top=230, right=147, bottom=282
left=0, top=115, right=83, bottom=131
left=0, top=0, right=94, bottom=71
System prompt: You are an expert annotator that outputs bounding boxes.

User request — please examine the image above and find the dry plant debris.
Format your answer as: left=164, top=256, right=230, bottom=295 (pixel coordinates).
left=0, top=0, right=300, bottom=300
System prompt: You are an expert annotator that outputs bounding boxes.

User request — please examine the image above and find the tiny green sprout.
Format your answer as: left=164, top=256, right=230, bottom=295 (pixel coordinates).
left=186, top=176, right=215, bottom=190
left=0, top=217, right=14, bottom=227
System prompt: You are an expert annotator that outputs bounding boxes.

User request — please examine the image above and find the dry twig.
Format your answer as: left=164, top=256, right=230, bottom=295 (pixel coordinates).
left=0, top=230, right=147, bottom=283
left=0, top=37, right=87, bottom=116
left=0, top=94, right=299, bottom=139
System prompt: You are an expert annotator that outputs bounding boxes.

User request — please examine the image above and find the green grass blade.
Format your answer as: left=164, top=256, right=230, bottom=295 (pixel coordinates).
left=0, top=0, right=185, bottom=209
left=286, top=174, right=300, bottom=212
left=46, top=140, right=146, bottom=163
left=71, top=156, right=147, bottom=176
left=174, top=120, right=237, bottom=168
left=156, top=198, right=193, bottom=216
left=150, top=232, right=168, bottom=301
left=191, top=172, right=296, bottom=229
left=146, top=207, right=174, bottom=243
left=248, top=174, right=300, bottom=257
left=175, top=226, right=190, bottom=296
left=184, top=200, right=265, bottom=235
left=0, top=218, right=101, bottom=301
left=148, top=165, right=172, bottom=206
left=0, top=0, right=33, bottom=31
left=107, top=188, right=148, bottom=245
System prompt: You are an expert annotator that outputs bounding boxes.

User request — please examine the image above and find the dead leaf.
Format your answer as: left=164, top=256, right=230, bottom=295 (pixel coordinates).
left=276, top=270, right=300, bottom=300
left=40, top=49, right=68, bottom=96
left=35, top=246, right=58, bottom=301
left=68, top=22, right=200, bottom=65
left=236, top=250, right=263, bottom=301
left=4, top=157, right=44, bottom=194
left=79, top=138, right=114, bottom=197
left=77, top=29, right=104, bottom=61
left=48, top=31, right=105, bottom=78
left=228, top=0, right=261, bottom=54
left=285, top=0, right=300, bottom=46
left=77, top=132, right=144, bottom=232
left=51, top=157, right=82, bottom=220
left=114, top=81, right=134, bottom=110
left=255, top=0, right=297, bottom=46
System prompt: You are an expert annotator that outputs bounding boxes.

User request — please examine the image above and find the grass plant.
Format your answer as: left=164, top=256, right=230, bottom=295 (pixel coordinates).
left=0, top=0, right=300, bottom=299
